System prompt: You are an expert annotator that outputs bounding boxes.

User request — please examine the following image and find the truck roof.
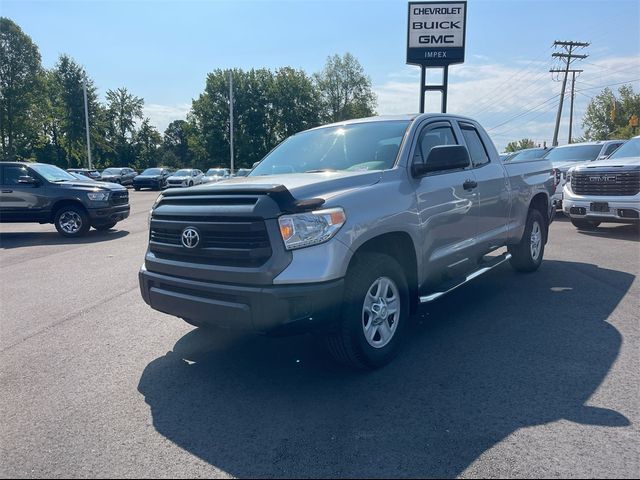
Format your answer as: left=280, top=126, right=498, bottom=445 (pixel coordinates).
left=306, top=113, right=481, bottom=132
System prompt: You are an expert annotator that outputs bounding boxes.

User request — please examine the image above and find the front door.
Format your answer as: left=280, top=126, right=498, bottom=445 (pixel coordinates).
left=0, top=165, right=46, bottom=222
left=412, top=120, right=481, bottom=286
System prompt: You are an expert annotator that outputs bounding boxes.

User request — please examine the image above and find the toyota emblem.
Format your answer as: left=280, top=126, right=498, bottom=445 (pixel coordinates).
left=181, top=227, right=200, bottom=248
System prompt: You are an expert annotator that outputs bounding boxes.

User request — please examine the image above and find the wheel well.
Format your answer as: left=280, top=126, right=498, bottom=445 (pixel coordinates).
left=529, top=193, right=549, bottom=240
left=349, top=232, right=419, bottom=313
left=49, top=200, right=87, bottom=223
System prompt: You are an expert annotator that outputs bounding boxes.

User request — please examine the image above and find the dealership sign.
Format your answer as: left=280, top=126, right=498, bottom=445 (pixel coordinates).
left=407, top=1, right=467, bottom=66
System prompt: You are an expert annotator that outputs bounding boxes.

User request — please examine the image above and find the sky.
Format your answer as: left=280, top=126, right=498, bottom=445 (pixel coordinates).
left=3, top=0, right=639, bottom=150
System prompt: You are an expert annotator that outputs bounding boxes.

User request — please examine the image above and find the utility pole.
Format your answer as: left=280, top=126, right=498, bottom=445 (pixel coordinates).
left=229, top=70, right=234, bottom=175
left=568, top=71, right=577, bottom=144
left=82, top=77, right=93, bottom=169
left=550, top=40, right=589, bottom=146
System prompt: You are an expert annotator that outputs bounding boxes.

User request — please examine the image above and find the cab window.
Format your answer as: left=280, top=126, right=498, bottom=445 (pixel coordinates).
left=460, top=123, right=490, bottom=167
left=2, top=165, right=29, bottom=185
left=413, top=123, right=458, bottom=166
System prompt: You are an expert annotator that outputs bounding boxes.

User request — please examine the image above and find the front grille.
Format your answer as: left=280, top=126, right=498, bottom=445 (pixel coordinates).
left=571, top=170, right=640, bottom=196
left=150, top=216, right=272, bottom=268
left=111, top=191, right=129, bottom=205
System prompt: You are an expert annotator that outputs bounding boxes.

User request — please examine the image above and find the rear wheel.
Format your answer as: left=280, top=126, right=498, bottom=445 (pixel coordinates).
left=54, top=205, right=90, bottom=237
left=508, top=208, right=545, bottom=272
left=134, top=186, right=140, bottom=191
left=322, top=253, right=409, bottom=369
left=571, top=219, right=600, bottom=230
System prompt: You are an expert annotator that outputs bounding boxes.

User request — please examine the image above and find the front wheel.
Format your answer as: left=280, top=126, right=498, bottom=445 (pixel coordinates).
left=322, top=253, right=409, bottom=370
left=571, top=219, right=600, bottom=230
left=508, top=209, right=545, bottom=272
left=54, top=205, right=91, bottom=237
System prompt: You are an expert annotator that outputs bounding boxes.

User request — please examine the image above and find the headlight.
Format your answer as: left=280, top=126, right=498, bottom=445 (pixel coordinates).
left=278, top=207, right=346, bottom=250
left=87, top=191, right=109, bottom=201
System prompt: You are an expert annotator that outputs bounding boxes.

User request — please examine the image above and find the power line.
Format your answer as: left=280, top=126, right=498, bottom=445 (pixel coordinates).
left=486, top=93, right=561, bottom=131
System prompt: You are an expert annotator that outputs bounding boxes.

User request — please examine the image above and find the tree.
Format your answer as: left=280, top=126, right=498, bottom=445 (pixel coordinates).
left=134, top=118, right=162, bottom=170
left=162, top=119, right=191, bottom=167
left=47, top=55, right=102, bottom=168
left=0, top=17, right=44, bottom=160
left=582, top=85, right=640, bottom=141
left=106, top=87, right=144, bottom=165
left=505, top=138, right=536, bottom=153
left=314, top=53, right=377, bottom=123
left=272, top=67, right=321, bottom=138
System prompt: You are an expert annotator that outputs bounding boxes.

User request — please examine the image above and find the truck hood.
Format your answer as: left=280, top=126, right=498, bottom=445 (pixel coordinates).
left=56, top=180, right=127, bottom=192
left=181, top=170, right=383, bottom=201
left=574, top=156, right=640, bottom=169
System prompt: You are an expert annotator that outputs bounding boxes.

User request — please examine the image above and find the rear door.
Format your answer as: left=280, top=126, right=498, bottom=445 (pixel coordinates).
left=412, top=119, right=481, bottom=283
left=457, top=121, right=511, bottom=253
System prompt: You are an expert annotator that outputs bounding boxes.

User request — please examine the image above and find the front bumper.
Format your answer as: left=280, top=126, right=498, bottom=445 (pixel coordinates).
left=139, top=266, right=344, bottom=334
left=562, top=189, right=640, bottom=224
left=134, top=178, right=162, bottom=189
left=88, top=204, right=130, bottom=225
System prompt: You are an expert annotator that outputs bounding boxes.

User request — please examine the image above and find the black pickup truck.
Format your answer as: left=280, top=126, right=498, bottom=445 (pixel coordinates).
left=0, top=162, right=130, bottom=237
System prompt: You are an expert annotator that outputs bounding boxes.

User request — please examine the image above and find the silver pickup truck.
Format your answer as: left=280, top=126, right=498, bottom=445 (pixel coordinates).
left=139, top=114, right=555, bottom=369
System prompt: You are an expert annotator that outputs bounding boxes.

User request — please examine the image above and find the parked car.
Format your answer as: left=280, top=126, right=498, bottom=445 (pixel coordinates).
left=504, top=147, right=553, bottom=163
left=133, top=167, right=173, bottom=191
left=204, top=168, right=230, bottom=183
left=166, top=169, right=205, bottom=188
left=101, top=167, right=138, bottom=186
left=139, top=114, right=555, bottom=369
left=543, top=140, right=626, bottom=209
left=234, top=168, right=252, bottom=177
left=563, top=135, right=640, bottom=229
left=67, top=168, right=102, bottom=181
left=0, top=162, right=130, bottom=237
left=68, top=172, right=97, bottom=182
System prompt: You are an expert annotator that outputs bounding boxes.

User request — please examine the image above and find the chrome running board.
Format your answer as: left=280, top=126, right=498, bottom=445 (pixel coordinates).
left=419, top=252, right=512, bottom=303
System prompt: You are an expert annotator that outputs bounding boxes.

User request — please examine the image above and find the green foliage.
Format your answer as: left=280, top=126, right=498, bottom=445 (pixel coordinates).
left=582, top=85, right=640, bottom=141
left=314, top=53, right=377, bottom=123
left=504, top=138, right=536, bottom=153
left=106, top=87, right=144, bottom=166
left=0, top=17, right=44, bottom=160
left=134, top=118, right=162, bottom=170
left=190, top=67, right=323, bottom=169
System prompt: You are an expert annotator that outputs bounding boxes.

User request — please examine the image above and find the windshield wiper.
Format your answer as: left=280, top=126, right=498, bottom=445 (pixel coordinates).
left=304, top=169, right=339, bottom=173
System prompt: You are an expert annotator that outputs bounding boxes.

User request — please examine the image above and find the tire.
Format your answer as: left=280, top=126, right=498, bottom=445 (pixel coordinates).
left=571, top=219, right=600, bottom=230
left=188, top=181, right=193, bottom=187
left=508, top=208, right=546, bottom=272
left=134, top=186, right=140, bottom=191
left=94, top=222, right=117, bottom=231
left=322, top=253, right=409, bottom=370
left=54, top=205, right=91, bottom=237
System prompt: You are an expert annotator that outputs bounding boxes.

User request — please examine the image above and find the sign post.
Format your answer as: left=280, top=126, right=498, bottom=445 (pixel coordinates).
left=407, top=1, right=467, bottom=113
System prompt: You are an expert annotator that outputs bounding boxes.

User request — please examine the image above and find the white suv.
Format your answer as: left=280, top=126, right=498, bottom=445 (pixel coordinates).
left=563, top=136, right=639, bottom=229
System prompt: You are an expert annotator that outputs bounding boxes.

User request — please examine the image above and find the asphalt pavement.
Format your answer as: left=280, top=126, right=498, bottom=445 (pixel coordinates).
left=1, top=190, right=639, bottom=478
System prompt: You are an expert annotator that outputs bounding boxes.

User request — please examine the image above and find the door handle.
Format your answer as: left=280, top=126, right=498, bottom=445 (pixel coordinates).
left=463, top=180, right=478, bottom=191
left=1, top=189, right=13, bottom=193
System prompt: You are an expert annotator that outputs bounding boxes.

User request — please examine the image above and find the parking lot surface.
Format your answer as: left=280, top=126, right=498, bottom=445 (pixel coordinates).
left=1, top=191, right=639, bottom=478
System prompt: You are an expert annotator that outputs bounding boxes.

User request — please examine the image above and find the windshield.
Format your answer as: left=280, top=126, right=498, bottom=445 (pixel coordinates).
left=142, top=168, right=162, bottom=175
left=31, top=164, right=77, bottom=182
left=174, top=169, right=192, bottom=176
left=543, top=144, right=602, bottom=162
left=609, top=138, right=639, bottom=159
left=250, top=121, right=410, bottom=176
left=102, top=168, right=121, bottom=175
left=206, top=169, right=226, bottom=176
left=508, top=148, right=549, bottom=161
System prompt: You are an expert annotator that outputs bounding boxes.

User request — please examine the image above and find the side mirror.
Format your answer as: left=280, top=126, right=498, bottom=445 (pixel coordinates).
left=412, top=145, right=471, bottom=177
left=18, top=175, right=39, bottom=185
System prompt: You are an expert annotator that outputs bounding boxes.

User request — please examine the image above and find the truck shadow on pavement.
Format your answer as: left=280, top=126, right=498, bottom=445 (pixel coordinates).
left=576, top=224, right=640, bottom=242
left=138, top=260, right=633, bottom=478
left=0, top=229, right=129, bottom=249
